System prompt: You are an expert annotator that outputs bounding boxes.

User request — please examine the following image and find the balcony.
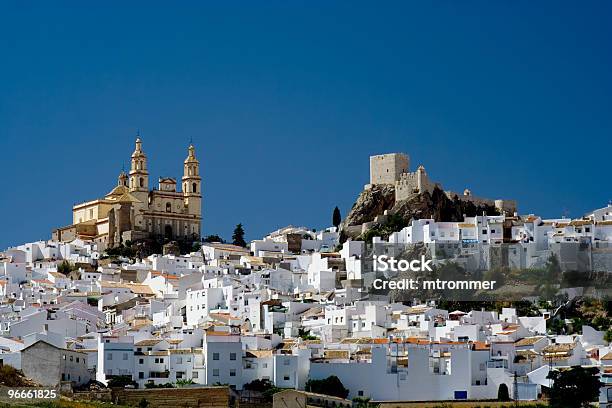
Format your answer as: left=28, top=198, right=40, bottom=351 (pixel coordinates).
left=148, top=371, right=170, bottom=379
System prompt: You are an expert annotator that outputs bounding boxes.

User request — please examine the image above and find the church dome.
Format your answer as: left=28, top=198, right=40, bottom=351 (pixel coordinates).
left=105, top=184, right=129, bottom=198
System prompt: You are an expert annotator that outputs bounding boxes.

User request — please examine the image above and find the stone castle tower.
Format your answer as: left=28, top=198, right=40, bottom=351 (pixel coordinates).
left=365, top=152, right=516, bottom=213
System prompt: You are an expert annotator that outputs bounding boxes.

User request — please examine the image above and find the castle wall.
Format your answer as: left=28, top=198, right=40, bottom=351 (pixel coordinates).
left=445, top=191, right=517, bottom=213
left=395, top=173, right=419, bottom=200
left=395, top=170, right=437, bottom=201
left=369, top=153, right=409, bottom=185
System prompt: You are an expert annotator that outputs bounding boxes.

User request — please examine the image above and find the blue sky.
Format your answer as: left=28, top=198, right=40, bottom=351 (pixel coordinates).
left=1, top=2, right=611, bottom=250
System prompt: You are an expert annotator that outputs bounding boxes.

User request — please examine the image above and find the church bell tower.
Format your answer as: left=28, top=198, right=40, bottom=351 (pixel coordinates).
left=182, top=143, right=201, bottom=218
left=129, top=137, right=149, bottom=200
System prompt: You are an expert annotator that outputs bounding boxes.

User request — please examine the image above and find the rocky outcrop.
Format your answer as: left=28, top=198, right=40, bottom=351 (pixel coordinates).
left=391, top=187, right=500, bottom=223
left=340, top=185, right=499, bottom=242
left=340, top=184, right=396, bottom=229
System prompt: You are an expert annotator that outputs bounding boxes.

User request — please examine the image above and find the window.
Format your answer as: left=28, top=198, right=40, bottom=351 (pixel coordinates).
left=192, top=183, right=197, bottom=193
left=70, top=356, right=73, bottom=362
left=283, top=375, right=290, bottom=381
left=139, top=359, right=144, bottom=364
left=482, top=229, right=487, bottom=234
left=230, top=353, right=236, bottom=361
left=76, top=357, right=80, bottom=363
left=230, top=369, right=236, bottom=377
left=491, top=229, right=496, bottom=234
left=139, top=372, right=144, bottom=379
left=213, top=353, right=219, bottom=360
left=358, top=391, right=364, bottom=397
left=212, top=369, right=219, bottom=377
left=192, top=372, right=198, bottom=378
left=139, top=177, right=144, bottom=187
left=166, top=202, right=171, bottom=213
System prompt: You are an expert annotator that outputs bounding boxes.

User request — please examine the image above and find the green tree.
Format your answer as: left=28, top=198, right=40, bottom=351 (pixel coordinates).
left=353, top=397, right=378, bottom=408
left=332, top=206, right=342, bottom=228
left=107, top=375, right=137, bottom=388
left=298, top=328, right=318, bottom=340
left=547, top=366, right=600, bottom=408
left=203, top=234, right=225, bottom=243
left=305, top=375, right=349, bottom=399
left=244, top=378, right=274, bottom=392
left=232, top=223, right=247, bottom=247
left=591, top=315, right=610, bottom=331
left=548, top=318, right=566, bottom=335
left=145, top=382, right=174, bottom=389
left=605, top=328, right=612, bottom=344
left=57, top=260, right=74, bottom=275
left=175, top=379, right=195, bottom=387
left=497, top=383, right=510, bottom=401
left=361, top=228, right=383, bottom=243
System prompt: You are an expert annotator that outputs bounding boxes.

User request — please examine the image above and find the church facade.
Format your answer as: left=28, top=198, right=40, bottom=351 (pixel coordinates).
left=52, top=138, right=202, bottom=247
